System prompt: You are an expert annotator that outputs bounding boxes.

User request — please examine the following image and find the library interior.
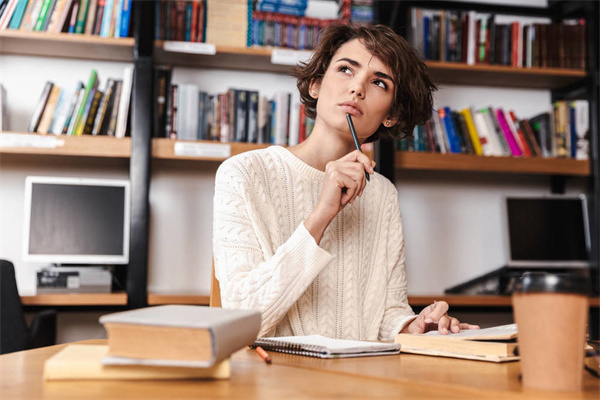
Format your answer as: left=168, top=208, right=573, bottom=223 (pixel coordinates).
left=0, top=0, right=599, bottom=398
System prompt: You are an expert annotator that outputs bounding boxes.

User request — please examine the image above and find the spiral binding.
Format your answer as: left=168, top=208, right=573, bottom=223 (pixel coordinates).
left=252, top=338, right=328, bottom=357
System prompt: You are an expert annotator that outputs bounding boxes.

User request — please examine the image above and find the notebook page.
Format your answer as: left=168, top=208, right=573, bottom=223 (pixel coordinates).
left=261, top=335, right=401, bottom=355
left=423, top=324, right=517, bottom=340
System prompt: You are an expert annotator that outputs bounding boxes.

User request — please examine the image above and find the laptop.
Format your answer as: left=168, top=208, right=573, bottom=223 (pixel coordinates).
left=505, top=195, right=591, bottom=268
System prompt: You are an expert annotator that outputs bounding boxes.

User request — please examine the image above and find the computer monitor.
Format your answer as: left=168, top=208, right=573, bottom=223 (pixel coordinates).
left=23, top=176, right=130, bottom=265
left=505, top=195, right=590, bottom=268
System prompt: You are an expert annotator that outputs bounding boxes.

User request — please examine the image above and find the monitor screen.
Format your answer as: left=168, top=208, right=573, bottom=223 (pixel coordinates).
left=506, top=196, right=590, bottom=267
left=23, top=176, right=130, bottom=264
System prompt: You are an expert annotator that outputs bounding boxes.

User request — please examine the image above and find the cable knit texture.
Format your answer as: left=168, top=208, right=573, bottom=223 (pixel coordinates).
left=213, top=146, right=416, bottom=340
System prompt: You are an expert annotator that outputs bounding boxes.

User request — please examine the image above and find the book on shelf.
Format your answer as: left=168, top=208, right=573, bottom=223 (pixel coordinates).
left=0, top=0, right=130, bottom=37
left=408, top=6, right=586, bottom=70
left=252, top=334, right=401, bottom=359
left=44, top=344, right=231, bottom=380
left=25, top=68, right=130, bottom=138
left=99, top=305, right=261, bottom=368
left=397, top=102, right=589, bottom=160
left=395, top=323, right=519, bottom=363
left=154, top=68, right=315, bottom=146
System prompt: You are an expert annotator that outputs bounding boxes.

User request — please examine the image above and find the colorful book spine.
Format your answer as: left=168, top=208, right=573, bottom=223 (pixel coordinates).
left=117, top=0, right=129, bottom=37
left=8, top=0, right=30, bottom=29
left=99, top=0, right=112, bottom=36
left=72, top=69, right=97, bottom=136
left=459, top=108, right=483, bottom=155
left=495, top=109, right=522, bottom=156
left=74, top=0, right=88, bottom=33
left=32, top=0, right=51, bottom=30
left=440, top=107, right=460, bottom=153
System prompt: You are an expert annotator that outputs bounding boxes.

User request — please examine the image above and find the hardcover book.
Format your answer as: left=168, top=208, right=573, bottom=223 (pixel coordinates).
left=44, top=344, right=231, bottom=380
left=99, top=305, right=261, bottom=368
left=395, top=324, right=519, bottom=363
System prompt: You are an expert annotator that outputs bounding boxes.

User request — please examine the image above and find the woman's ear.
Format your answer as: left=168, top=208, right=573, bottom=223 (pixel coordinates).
left=383, top=117, right=398, bottom=127
left=309, top=80, right=321, bottom=99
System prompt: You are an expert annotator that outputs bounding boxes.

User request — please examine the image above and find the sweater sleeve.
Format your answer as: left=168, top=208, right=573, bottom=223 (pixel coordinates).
left=378, top=191, right=416, bottom=340
left=213, top=160, right=334, bottom=337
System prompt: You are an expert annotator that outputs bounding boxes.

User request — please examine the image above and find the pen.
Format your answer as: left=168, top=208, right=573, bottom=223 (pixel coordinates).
left=346, top=114, right=370, bottom=182
left=256, top=346, right=272, bottom=364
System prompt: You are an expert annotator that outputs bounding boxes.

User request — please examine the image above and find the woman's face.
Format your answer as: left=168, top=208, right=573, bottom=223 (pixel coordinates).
left=311, top=38, right=396, bottom=141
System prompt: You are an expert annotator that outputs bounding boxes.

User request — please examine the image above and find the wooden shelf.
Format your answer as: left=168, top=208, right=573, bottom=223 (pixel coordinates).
left=21, top=292, right=127, bottom=306
left=0, top=31, right=134, bottom=62
left=425, top=61, right=586, bottom=89
left=148, top=293, right=210, bottom=305
left=154, top=43, right=587, bottom=88
left=154, top=43, right=290, bottom=73
left=396, top=151, right=590, bottom=176
left=152, top=138, right=272, bottom=161
left=409, top=295, right=600, bottom=308
left=0, top=132, right=131, bottom=158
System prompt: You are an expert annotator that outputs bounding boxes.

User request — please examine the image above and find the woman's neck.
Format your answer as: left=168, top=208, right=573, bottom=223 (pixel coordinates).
left=288, top=119, right=357, bottom=172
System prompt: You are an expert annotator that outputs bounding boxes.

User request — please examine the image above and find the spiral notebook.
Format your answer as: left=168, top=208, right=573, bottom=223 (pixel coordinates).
left=252, top=335, right=401, bottom=359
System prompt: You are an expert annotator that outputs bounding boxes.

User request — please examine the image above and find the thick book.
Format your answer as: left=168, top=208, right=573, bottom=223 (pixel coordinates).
left=28, top=81, right=53, bottom=132
left=252, top=335, right=401, bottom=359
left=99, top=305, right=261, bottom=368
left=395, top=324, right=519, bottom=363
left=44, top=344, right=231, bottom=380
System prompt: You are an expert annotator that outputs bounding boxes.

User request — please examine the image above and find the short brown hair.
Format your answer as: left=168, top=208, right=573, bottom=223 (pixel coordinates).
left=293, top=24, right=436, bottom=142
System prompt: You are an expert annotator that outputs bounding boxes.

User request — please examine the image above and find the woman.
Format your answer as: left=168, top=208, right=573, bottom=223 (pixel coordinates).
left=213, top=24, right=478, bottom=339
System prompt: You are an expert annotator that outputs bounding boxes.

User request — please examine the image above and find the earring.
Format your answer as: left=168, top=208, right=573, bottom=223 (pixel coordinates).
left=311, top=91, right=317, bottom=97
left=385, top=121, right=391, bottom=126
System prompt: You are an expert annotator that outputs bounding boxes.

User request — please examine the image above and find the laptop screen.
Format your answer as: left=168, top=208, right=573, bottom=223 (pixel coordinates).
left=506, top=196, right=590, bottom=267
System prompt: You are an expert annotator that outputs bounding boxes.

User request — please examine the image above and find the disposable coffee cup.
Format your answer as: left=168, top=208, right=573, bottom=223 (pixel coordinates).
left=512, top=272, right=590, bottom=391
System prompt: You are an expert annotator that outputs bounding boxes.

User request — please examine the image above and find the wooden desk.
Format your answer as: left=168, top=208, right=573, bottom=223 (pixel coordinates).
left=1, top=341, right=598, bottom=399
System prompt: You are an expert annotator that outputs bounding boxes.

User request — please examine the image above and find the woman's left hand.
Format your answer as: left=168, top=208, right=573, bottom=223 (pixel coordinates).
left=401, top=301, right=480, bottom=334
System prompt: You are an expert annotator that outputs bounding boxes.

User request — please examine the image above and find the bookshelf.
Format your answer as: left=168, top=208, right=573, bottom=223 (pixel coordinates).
left=153, top=43, right=586, bottom=88
left=0, top=132, right=131, bottom=158
left=21, top=293, right=127, bottom=306
left=0, top=31, right=135, bottom=62
left=395, top=152, right=590, bottom=176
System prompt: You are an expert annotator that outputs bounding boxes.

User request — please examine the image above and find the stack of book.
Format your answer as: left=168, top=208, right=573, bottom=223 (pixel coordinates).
left=0, top=0, right=132, bottom=37
left=43, top=305, right=262, bottom=380
left=398, top=101, right=589, bottom=160
left=154, top=67, right=315, bottom=146
left=409, top=7, right=586, bottom=70
left=28, top=67, right=133, bottom=138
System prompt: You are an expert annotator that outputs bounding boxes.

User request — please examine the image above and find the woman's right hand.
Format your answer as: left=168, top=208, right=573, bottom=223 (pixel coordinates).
left=304, top=150, right=375, bottom=244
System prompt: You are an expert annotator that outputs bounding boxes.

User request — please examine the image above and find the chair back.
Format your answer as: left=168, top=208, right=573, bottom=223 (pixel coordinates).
left=210, top=261, right=222, bottom=307
left=0, top=259, right=31, bottom=354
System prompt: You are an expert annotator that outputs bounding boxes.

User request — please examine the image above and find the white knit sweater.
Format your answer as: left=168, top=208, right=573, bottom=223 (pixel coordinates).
left=213, top=146, right=416, bottom=340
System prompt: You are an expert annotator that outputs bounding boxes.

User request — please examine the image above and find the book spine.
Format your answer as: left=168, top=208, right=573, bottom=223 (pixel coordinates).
left=82, top=0, right=95, bottom=33
left=8, top=0, right=30, bottom=29
left=0, top=0, right=19, bottom=30
left=246, top=91, right=258, bottom=143
left=495, top=109, right=522, bottom=156
left=50, top=90, right=72, bottom=134
left=98, top=0, right=111, bottom=36
left=440, top=107, right=460, bottom=153
left=61, top=83, right=83, bottom=134
left=73, top=69, right=98, bottom=136
left=92, top=0, right=103, bottom=34
left=114, top=66, right=133, bottom=138
left=46, top=0, right=69, bottom=32
left=28, top=81, right=54, bottom=132
left=74, top=0, right=87, bottom=33
left=65, top=84, right=85, bottom=134
left=37, top=85, right=61, bottom=134
left=106, top=80, right=122, bottom=137
left=107, top=0, right=117, bottom=36
left=460, top=108, right=483, bottom=155
left=32, top=0, right=50, bottom=30
left=112, top=0, right=120, bottom=36
left=83, top=89, right=103, bottom=135
left=117, top=0, right=129, bottom=36
left=67, top=0, right=78, bottom=33
left=40, top=0, right=56, bottom=30
left=92, top=78, right=114, bottom=135
left=508, top=110, right=532, bottom=157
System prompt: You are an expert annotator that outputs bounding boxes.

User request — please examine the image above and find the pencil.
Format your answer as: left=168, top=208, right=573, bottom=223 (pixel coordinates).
left=346, top=114, right=370, bottom=182
left=256, top=346, right=272, bottom=364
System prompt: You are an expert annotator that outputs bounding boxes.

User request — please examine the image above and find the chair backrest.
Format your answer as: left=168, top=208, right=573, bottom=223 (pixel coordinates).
left=0, top=259, right=31, bottom=354
left=210, top=260, right=222, bottom=307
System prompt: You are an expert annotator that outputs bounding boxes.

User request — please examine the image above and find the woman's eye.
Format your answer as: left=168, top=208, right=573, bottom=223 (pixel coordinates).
left=373, top=80, right=387, bottom=89
left=339, top=66, right=352, bottom=75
